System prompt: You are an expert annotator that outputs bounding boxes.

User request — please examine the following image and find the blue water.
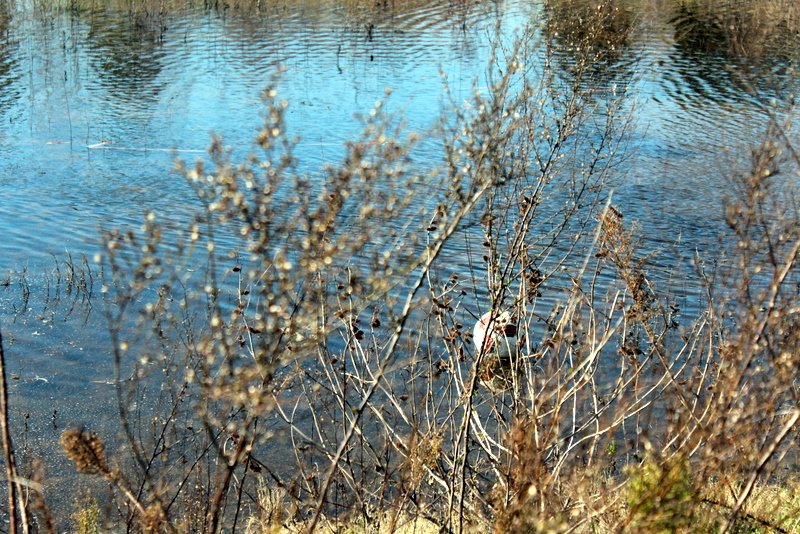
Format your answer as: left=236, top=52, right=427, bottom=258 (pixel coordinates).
left=0, top=2, right=535, bottom=271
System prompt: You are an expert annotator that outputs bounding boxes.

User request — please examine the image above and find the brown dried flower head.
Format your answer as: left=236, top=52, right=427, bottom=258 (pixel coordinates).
left=60, top=428, right=110, bottom=476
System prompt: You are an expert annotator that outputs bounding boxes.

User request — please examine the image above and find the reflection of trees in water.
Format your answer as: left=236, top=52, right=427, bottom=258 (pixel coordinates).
left=666, top=1, right=800, bottom=109
left=68, top=0, right=496, bottom=44
left=540, top=0, right=639, bottom=92
left=82, top=9, right=166, bottom=108
left=216, top=0, right=491, bottom=36
left=328, top=0, right=492, bottom=37
left=0, top=7, right=19, bottom=115
left=670, top=0, right=800, bottom=61
left=63, top=0, right=496, bottom=98
left=189, top=0, right=494, bottom=80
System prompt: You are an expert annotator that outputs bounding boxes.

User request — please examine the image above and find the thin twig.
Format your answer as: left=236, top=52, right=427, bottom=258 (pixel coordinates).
left=0, top=325, right=28, bottom=534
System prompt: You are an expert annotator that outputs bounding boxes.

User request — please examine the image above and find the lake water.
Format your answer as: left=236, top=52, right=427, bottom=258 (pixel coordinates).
left=0, top=0, right=798, bottom=520
left=0, top=1, right=796, bottom=275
